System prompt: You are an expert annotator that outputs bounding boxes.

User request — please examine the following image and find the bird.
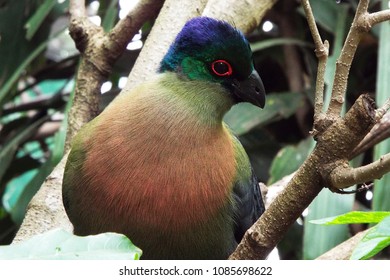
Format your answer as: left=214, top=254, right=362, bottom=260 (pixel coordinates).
left=62, top=16, right=266, bottom=260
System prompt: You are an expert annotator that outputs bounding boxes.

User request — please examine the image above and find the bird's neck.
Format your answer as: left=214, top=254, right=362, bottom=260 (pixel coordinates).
left=158, top=72, right=234, bottom=128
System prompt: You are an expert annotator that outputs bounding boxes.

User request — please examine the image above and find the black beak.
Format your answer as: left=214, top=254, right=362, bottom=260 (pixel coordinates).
left=230, top=69, right=266, bottom=108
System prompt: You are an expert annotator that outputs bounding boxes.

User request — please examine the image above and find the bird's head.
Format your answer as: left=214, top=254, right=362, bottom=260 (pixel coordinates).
left=159, top=16, right=266, bottom=109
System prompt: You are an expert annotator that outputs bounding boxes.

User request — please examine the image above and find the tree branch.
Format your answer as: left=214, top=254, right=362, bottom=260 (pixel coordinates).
left=352, top=111, right=390, bottom=157
left=229, top=94, right=376, bottom=259
left=330, top=153, right=390, bottom=189
left=301, top=0, right=329, bottom=132
left=367, top=9, right=390, bottom=28
left=326, top=1, right=390, bottom=119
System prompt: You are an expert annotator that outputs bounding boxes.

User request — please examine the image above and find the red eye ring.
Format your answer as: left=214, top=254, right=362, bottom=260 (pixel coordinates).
left=211, top=60, right=233, bottom=77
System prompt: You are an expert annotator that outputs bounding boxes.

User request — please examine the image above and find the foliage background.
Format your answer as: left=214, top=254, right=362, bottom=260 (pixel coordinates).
left=0, top=0, right=389, bottom=259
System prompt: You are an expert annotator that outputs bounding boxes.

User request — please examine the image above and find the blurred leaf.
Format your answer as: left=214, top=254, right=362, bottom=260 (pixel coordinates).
left=2, top=169, right=37, bottom=213
left=0, top=0, right=51, bottom=91
left=0, top=116, right=48, bottom=184
left=0, top=229, right=142, bottom=260
left=9, top=160, right=53, bottom=224
left=251, top=38, right=312, bottom=53
left=373, top=0, right=390, bottom=212
left=239, top=129, right=281, bottom=182
left=224, top=92, right=304, bottom=135
left=310, top=211, right=390, bottom=225
left=268, top=137, right=314, bottom=185
left=25, top=0, right=56, bottom=40
left=0, top=28, right=65, bottom=106
left=102, top=0, right=119, bottom=32
left=351, top=216, right=390, bottom=260
left=302, top=0, right=346, bottom=33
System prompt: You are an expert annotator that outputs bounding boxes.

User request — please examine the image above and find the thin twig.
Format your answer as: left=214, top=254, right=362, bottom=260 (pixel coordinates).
left=105, top=0, right=165, bottom=63
left=351, top=111, right=390, bottom=157
left=301, top=0, right=329, bottom=129
left=301, top=0, right=323, bottom=50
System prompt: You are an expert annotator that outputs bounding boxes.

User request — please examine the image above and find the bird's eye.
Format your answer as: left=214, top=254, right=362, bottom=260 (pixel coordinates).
left=211, top=60, right=233, bottom=77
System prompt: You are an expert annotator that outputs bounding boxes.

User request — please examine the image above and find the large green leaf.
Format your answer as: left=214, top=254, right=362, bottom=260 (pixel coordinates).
left=224, top=92, right=304, bottom=135
left=0, top=229, right=142, bottom=260
left=310, top=211, right=390, bottom=225
left=351, top=215, right=390, bottom=260
left=373, top=0, right=390, bottom=212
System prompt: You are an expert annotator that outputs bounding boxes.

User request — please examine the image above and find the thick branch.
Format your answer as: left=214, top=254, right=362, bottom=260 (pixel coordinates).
left=229, top=94, right=376, bottom=259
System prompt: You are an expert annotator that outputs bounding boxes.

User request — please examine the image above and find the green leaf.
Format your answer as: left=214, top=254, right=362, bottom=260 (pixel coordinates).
left=268, top=137, right=314, bottom=185
left=224, top=92, right=304, bottom=135
left=310, top=211, right=390, bottom=225
left=351, top=215, right=390, bottom=260
left=251, top=38, right=313, bottom=53
left=373, top=0, right=390, bottom=212
left=0, top=229, right=142, bottom=260
left=24, top=0, right=57, bottom=40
